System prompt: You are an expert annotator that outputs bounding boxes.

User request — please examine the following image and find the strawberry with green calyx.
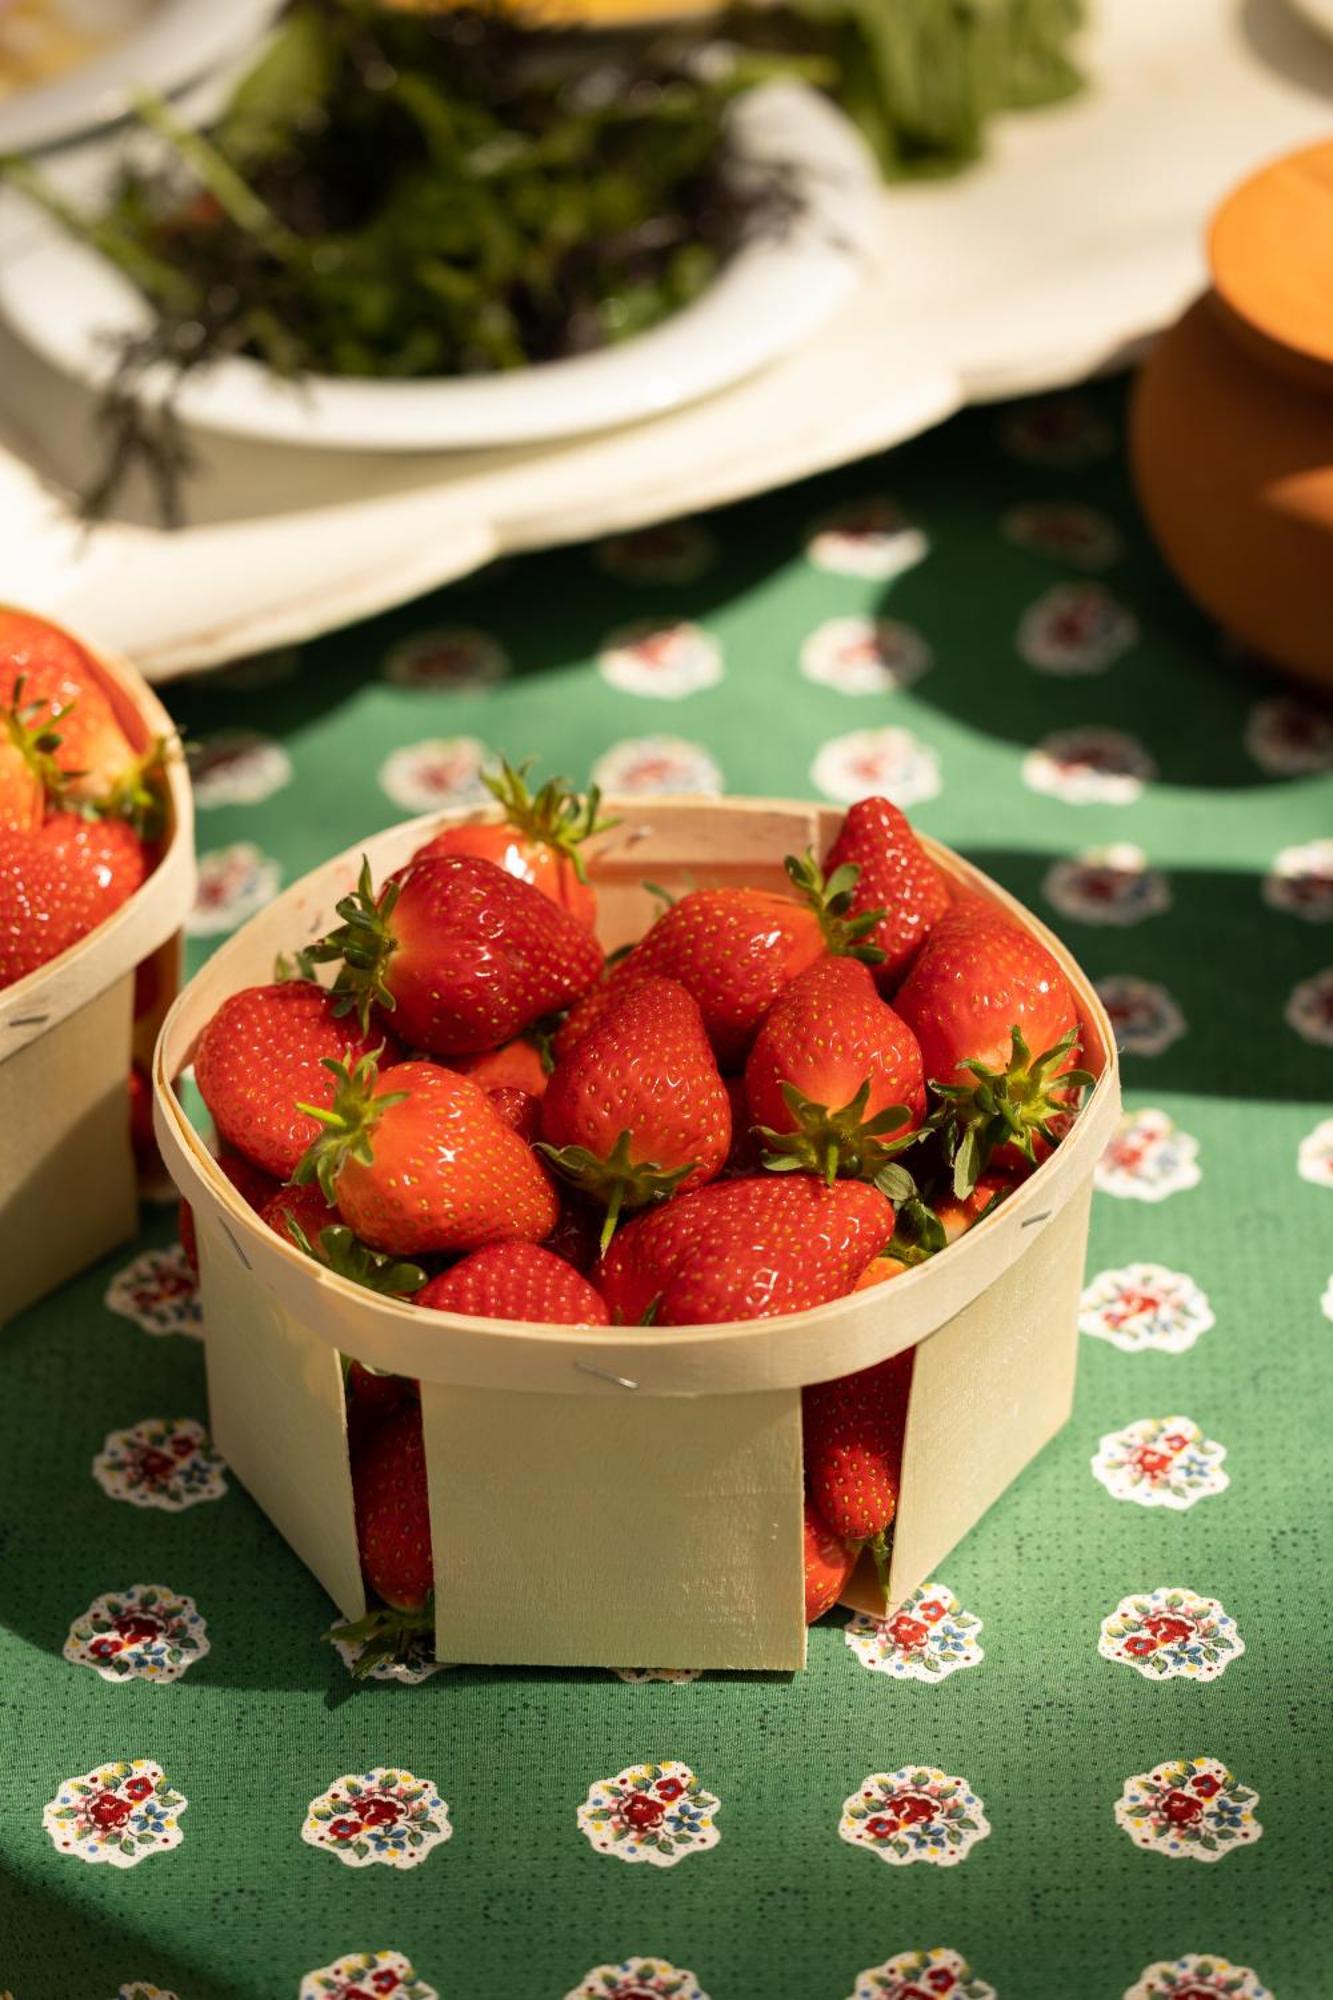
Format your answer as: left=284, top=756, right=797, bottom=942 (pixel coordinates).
left=599, top=850, right=887, bottom=1069
left=329, top=1400, right=435, bottom=1676
left=0, top=677, right=73, bottom=831
left=193, top=980, right=398, bottom=1179
left=0, top=607, right=137, bottom=805
left=418, top=1241, right=608, bottom=1325
left=294, top=1052, right=559, bottom=1256
left=594, top=1172, right=895, bottom=1326
left=261, top=1184, right=428, bottom=1298
left=803, top=1347, right=913, bottom=1598
left=93, top=736, right=171, bottom=845
left=412, top=758, right=617, bottom=928
left=927, top=1024, right=1094, bottom=1199
left=307, top=853, right=603, bottom=1056
left=823, top=794, right=950, bottom=988
left=538, top=976, right=730, bottom=1251
left=745, top=957, right=925, bottom=1194
left=804, top=1498, right=857, bottom=1623
left=893, top=896, right=1091, bottom=1196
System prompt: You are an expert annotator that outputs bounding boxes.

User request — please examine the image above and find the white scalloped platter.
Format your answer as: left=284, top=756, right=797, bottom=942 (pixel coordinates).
left=0, top=0, right=1330, bottom=678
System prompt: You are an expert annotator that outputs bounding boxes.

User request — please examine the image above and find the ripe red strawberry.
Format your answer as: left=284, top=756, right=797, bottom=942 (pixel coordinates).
left=347, top=1361, right=417, bottom=1420
left=194, top=980, right=397, bottom=1179
left=721, top=1075, right=761, bottom=1177
left=309, top=853, right=603, bottom=1055
left=0, top=608, right=137, bottom=805
left=260, top=1182, right=342, bottom=1249
left=412, top=759, right=614, bottom=928
left=449, top=1035, right=550, bottom=1097
left=595, top=1173, right=895, bottom=1326
left=803, top=1348, right=914, bottom=1586
left=128, top=1060, right=157, bottom=1174
left=539, top=977, right=730, bottom=1246
left=804, top=1498, right=856, bottom=1623
left=178, top=1150, right=279, bottom=1278
left=602, top=852, right=886, bottom=1069
left=893, top=897, right=1093, bottom=1193
left=487, top=1085, right=541, bottom=1142
left=0, top=813, right=147, bottom=988
left=542, top=1197, right=602, bottom=1274
left=824, top=795, right=949, bottom=987
left=352, top=1399, right=433, bottom=1612
left=418, top=1241, right=608, bottom=1325
left=296, top=1053, right=558, bottom=1256
left=744, top=957, right=925, bottom=1187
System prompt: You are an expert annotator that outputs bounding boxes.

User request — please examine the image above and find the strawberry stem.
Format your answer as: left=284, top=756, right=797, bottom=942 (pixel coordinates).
left=783, top=850, right=887, bottom=965
left=758, top=1080, right=918, bottom=1201
left=535, top=1128, right=697, bottom=1253
left=2, top=675, right=77, bottom=810
left=291, top=1048, right=409, bottom=1206
left=305, top=857, right=401, bottom=1032
left=928, top=1024, right=1094, bottom=1198
left=483, top=758, right=619, bottom=886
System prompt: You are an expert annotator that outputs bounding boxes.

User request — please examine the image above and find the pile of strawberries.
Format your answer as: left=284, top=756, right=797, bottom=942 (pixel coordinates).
left=0, top=608, right=165, bottom=991
left=184, top=761, right=1091, bottom=1665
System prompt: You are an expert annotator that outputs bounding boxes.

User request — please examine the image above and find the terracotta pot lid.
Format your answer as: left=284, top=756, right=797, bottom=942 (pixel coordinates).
left=1209, top=138, right=1333, bottom=368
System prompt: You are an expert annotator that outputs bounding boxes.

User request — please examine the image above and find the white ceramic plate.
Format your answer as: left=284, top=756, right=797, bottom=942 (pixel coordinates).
left=0, top=0, right=282, bottom=156
left=0, top=0, right=1330, bottom=678
left=0, top=81, right=880, bottom=450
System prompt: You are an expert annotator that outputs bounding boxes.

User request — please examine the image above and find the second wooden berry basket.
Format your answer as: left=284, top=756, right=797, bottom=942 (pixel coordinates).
left=0, top=636, right=194, bottom=1326
left=153, top=795, right=1120, bottom=1671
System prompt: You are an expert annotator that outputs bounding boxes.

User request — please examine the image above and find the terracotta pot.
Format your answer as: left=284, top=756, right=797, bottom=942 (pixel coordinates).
left=1130, top=139, right=1333, bottom=696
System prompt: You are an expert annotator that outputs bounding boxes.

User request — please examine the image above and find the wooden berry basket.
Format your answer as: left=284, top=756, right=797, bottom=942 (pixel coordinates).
left=153, top=796, right=1119, bottom=1672
left=0, top=643, right=194, bottom=1326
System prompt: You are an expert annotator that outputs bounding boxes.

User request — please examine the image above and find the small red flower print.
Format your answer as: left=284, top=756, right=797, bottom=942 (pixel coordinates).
left=1143, top=1615, right=1192, bottom=1646
left=1190, top=1772, right=1222, bottom=1798
left=1133, top=1447, right=1173, bottom=1477
left=1124, top=1635, right=1158, bottom=1656
left=926, top=1974, right=958, bottom=1994
left=169, top=1434, right=196, bottom=1459
left=89, top=1790, right=133, bottom=1829
left=328, top=1816, right=364, bottom=1841
left=360, top=1797, right=404, bottom=1828
left=123, top=1776, right=155, bottom=1803
left=622, top=1792, right=667, bottom=1830
left=88, top=1636, right=123, bottom=1659
left=917, top=1599, right=947, bottom=1625
left=1162, top=1431, right=1190, bottom=1453
left=371, top=1975, right=401, bottom=1994
left=889, top=1613, right=930, bottom=1649
left=864, top=1815, right=899, bottom=1839
left=655, top=1776, right=686, bottom=1802
left=1161, top=1789, right=1205, bottom=1826
left=138, top=1449, right=175, bottom=1482
left=114, top=1613, right=165, bottom=1644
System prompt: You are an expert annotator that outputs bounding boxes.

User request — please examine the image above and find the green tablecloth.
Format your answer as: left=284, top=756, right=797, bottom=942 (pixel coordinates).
left=3, top=380, right=1331, bottom=2000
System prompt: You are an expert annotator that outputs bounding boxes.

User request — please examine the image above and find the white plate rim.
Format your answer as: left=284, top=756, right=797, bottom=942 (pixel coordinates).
left=0, top=78, right=880, bottom=450
left=0, top=0, right=284, bottom=156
